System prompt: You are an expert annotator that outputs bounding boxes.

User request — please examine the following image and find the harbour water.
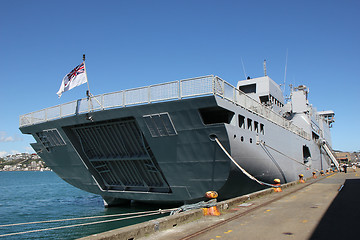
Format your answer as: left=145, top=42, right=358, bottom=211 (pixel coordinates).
left=0, top=171, right=166, bottom=239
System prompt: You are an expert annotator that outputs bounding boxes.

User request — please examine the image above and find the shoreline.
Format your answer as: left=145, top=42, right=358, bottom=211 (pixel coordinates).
left=0, top=169, right=52, bottom=172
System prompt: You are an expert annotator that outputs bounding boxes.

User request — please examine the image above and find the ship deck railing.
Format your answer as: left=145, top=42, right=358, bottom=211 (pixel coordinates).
left=19, top=75, right=310, bottom=140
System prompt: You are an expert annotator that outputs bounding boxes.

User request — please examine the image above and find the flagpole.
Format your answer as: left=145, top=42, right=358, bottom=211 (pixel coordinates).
left=82, top=54, right=103, bottom=109
left=83, top=54, right=91, bottom=96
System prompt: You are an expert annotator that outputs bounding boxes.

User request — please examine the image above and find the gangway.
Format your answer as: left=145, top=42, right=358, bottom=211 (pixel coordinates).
left=321, top=141, right=340, bottom=171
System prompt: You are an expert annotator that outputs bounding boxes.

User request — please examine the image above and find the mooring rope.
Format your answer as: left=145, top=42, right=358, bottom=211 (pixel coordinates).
left=0, top=208, right=175, bottom=228
left=258, top=141, right=288, bottom=183
left=170, top=199, right=217, bottom=215
left=261, top=141, right=322, bottom=173
left=0, top=208, right=175, bottom=238
left=214, top=138, right=278, bottom=188
left=261, top=141, right=309, bottom=168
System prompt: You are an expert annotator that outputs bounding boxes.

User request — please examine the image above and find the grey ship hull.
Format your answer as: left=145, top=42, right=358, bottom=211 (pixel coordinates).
left=20, top=95, right=332, bottom=205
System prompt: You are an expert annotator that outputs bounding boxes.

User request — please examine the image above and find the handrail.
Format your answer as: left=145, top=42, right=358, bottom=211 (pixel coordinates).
left=19, top=75, right=310, bottom=140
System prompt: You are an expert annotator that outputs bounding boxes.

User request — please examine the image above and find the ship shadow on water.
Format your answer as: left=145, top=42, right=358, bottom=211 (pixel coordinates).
left=309, top=179, right=360, bottom=240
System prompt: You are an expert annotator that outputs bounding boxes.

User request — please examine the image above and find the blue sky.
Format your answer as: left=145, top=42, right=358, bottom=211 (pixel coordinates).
left=0, top=0, right=359, bottom=157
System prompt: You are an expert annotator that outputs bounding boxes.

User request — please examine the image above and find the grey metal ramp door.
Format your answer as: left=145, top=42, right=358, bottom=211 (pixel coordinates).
left=71, top=118, right=171, bottom=193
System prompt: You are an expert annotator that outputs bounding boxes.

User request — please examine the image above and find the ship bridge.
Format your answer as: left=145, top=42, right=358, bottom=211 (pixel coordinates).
left=318, top=110, right=335, bottom=127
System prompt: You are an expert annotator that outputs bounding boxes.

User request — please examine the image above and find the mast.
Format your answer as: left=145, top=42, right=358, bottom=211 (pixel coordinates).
left=263, top=59, right=267, bottom=76
left=283, top=49, right=288, bottom=93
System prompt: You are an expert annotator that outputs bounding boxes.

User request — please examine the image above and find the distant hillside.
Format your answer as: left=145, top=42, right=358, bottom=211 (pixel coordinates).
left=0, top=155, right=47, bottom=169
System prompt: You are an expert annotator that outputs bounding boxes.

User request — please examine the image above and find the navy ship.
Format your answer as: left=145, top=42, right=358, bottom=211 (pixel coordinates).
left=19, top=73, right=337, bottom=206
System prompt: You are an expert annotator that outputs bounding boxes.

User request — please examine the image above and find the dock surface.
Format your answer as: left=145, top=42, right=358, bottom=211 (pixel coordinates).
left=140, top=171, right=360, bottom=240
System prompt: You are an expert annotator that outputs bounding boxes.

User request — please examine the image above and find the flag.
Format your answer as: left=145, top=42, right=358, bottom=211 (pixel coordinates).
left=57, top=62, right=87, bottom=97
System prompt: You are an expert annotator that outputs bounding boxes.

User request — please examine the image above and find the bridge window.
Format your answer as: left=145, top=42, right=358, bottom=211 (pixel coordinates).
left=259, top=95, right=270, bottom=105
left=239, top=84, right=256, bottom=94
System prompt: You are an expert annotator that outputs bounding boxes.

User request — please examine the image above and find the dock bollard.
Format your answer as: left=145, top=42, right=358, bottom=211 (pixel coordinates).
left=312, top=171, right=317, bottom=179
left=320, top=170, right=325, bottom=176
left=299, top=174, right=305, bottom=183
left=273, top=179, right=282, bottom=192
left=202, top=191, right=220, bottom=216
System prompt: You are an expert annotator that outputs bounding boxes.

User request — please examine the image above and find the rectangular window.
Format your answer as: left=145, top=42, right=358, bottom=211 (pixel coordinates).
left=259, top=95, right=270, bottom=104
left=199, top=107, right=235, bottom=125
left=239, top=83, right=256, bottom=94
left=247, top=118, right=252, bottom=131
left=260, top=123, right=265, bottom=135
left=238, top=115, right=245, bottom=129
left=254, top=121, right=259, bottom=133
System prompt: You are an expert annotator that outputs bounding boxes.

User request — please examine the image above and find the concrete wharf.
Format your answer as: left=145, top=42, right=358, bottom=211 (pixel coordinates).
left=81, top=171, right=360, bottom=240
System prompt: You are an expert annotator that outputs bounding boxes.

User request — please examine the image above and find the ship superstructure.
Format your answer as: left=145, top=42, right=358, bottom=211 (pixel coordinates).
left=19, top=75, right=337, bottom=206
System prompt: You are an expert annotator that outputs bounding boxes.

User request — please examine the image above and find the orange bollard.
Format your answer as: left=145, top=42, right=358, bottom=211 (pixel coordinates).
left=205, top=191, right=218, bottom=199
left=202, top=207, right=209, bottom=215
left=320, top=170, right=325, bottom=176
left=312, top=171, right=317, bottom=179
left=299, top=174, right=305, bottom=183
left=203, top=191, right=220, bottom=216
left=273, top=179, right=282, bottom=192
left=207, top=206, right=220, bottom=216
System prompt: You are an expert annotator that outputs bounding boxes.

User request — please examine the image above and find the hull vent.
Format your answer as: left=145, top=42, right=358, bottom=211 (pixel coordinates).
left=36, top=129, right=66, bottom=152
left=143, top=113, right=177, bottom=137
left=71, top=118, right=171, bottom=193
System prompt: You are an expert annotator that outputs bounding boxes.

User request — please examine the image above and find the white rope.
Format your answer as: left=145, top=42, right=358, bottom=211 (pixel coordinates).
left=170, top=199, right=217, bottom=215
left=214, top=138, right=278, bottom=188
left=0, top=208, right=175, bottom=228
left=261, top=141, right=307, bottom=167
left=0, top=209, right=174, bottom=238
left=258, top=141, right=287, bottom=182
left=261, top=141, right=320, bottom=173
